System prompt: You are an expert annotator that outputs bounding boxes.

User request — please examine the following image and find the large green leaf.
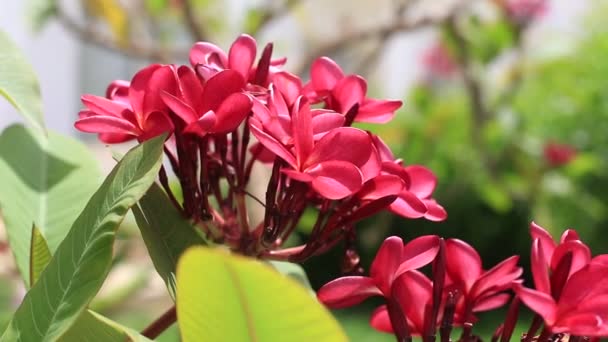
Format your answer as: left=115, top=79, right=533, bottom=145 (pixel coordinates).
left=0, top=124, right=101, bottom=285
left=60, top=310, right=152, bottom=342
left=27, top=225, right=150, bottom=341
left=133, top=183, right=205, bottom=299
left=29, top=224, right=51, bottom=286
left=0, top=30, right=44, bottom=131
left=0, top=135, right=165, bottom=342
left=177, top=247, right=347, bottom=342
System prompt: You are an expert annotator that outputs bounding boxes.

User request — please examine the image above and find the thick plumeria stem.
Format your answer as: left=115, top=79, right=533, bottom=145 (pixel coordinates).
left=440, top=291, right=458, bottom=342
left=523, top=316, right=542, bottom=342
left=141, top=305, right=177, bottom=339
left=387, top=297, right=412, bottom=342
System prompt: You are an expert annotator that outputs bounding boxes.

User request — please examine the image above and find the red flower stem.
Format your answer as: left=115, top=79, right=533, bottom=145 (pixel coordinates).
left=500, top=297, right=520, bottom=342
left=491, top=325, right=504, bottom=342
left=217, top=137, right=236, bottom=204
left=261, top=245, right=306, bottom=260
left=261, top=160, right=281, bottom=244
left=536, top=328, right=552, bottom=342
left=440, top=291, right=458, bottom=342
left=158, top=165, right=181, bottom=211
left=174, top=131, right=197, bottom=216
left=523, top=316, right=542, bottom=342
left=239, top=117, right=251, bottom=183
left=141, top=305, right=177, bottom=339
left=231, top=130, right=241, bottom=185
left=198, top=139, right=211, bottom=219
left=426, top=239, right=446, bottom=340
left=387, top=297, right=412, bottom=342
left=244, top=144, right=262, bottom=184
left=459, top=322, right=473, bottom=342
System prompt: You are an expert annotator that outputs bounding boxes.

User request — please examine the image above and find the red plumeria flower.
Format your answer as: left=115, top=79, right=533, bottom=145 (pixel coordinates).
left=161, top=66, right=252, bottom=136
left=304, top=56, right=402, bottom=123
left=529, top=222, right=591, bottom=296
left=515, top=263, right=608, bottom=336
left=543, top=141, right=577, bottom=167
left=75, top=64, right=177, bottom=143
left=370, top=270, right=436, bottom=336
left=250, top=96, right=380, bottom=199
left=372, top=136, right=447, bottom=221
left=444, top=239, right=522, bottom=324
left=506, top=0, right=548, bottom=21
left=422, top=43, right=457, bottom=78
left=189, top=34, right=285, bottom=86
left=317, top=235, right=441, bottom=307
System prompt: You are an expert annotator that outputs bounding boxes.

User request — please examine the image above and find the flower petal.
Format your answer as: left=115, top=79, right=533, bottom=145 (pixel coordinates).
left=550, top=240, right=591, bottom=276
left=75, top=115, right=141, bottom=136
left=404, top=165, right=437, bottom=199
left=531, top=239, right=551, bottom=295
left=357, top=99, right=402, bottom=123
left=212, top=93, right=252, bottom=133
left=389, top=191, right=427, bottom=219
left=311, top=111, right=345, bottom=139
left=139, top=111, right=174, bottom=141
left=201, top=70, right=246, bottom=112
left=473, top=293, right=511, bottom=312
left=183, top=110, right=217, bottom=137
left=396, top=235, right=441, bottom=277
left=161, top=91, right=199, bottom=124
left=358, top=175, right=405, bottom=201
left=310, top=56, right=344, bottom=92
left=317, top=276, right=382, bottom=308
left=332, top=75, right=366, bottom=113
left=189, top=42, right=227, bottom=68
left=307, top=160, right=363, bottom=200
left=392, top=270, right=432, bottom=334
left=514, top=284, right=557, bottom=325
left=370, top=236, right=404, bottom=294
left=273, top=71, right=302, bottom=106
left=291, top=97, right=314, bottom=166
left=370, top=305, right=393, bottom=333
left=530, top=222, right=556, bottom=263
left=470, top=256, right=522, bottom=299
left=81, top=95, right=130, bottom=118
left=249, top=119, right=297, bottom=167
left=228, top=34, right=257, bottom=79
left=445, top=239, right=483, bottom=291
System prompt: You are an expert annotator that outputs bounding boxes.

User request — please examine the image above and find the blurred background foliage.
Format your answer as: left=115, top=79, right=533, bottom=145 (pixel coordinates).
left=2, top=0, right=607, bottom=340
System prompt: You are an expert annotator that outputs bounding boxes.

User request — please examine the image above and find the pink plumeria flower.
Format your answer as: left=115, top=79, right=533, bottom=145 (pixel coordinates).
left=444, top=239, right=522, bottom=324
left=317, top=235, right=441, bottom=307
left=370, top=270, right=436, bottom=336
left=75, top=64, right=177, bottom=143
left=161, top=66, right=252, bottom=136
left=372, top=136, right=447, bottom=221
left=189, top=34, right=285, bottom=86
left=543, top=141, right=577, bottom=167
left=304, top=56, right=402, bottom=123
left=250, top=96, right=381, bottom=199
left=515, top=263, right=608, bottom=336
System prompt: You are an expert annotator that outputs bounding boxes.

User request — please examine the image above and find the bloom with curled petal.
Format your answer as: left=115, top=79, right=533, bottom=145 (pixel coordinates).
left=543, top=141, right=577, bottom=167
left=370, top=270, right=435, bottom=336
left=317, top=235, right=441, bottom=308
left=305, top=56, right=402, bottom=123
left=75, top=64, right=177, bottom=143
left=250, top=96, right=379, bottom=199
left=529, top=222, right=591, bottom=297
left=444, top=239, right=522, bottom=324
left=161, top=66, right=252, bottom=136
left=371, top=136, right=447, bottom=221
left=515, top=263, right=608, bottom=336
left=189, top=33, right=285, bottom=86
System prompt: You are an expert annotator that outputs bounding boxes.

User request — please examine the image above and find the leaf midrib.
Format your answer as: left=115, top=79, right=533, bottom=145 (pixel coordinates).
left=224, top=260, right=258, bottom=342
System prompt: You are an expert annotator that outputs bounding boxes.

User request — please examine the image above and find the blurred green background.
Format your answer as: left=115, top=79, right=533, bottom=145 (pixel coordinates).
left=1, top=0, right=607, bottom=340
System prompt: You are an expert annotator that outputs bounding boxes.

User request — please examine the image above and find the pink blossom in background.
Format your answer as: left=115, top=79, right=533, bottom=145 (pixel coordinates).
left=543, top=141, right=577, bottom=167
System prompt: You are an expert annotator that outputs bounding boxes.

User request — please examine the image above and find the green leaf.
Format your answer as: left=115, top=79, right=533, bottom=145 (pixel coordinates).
left=177, top=247, right=347, bottom=342
left=0, top=124, right=101, bottom=285
left=0, top=134, right=166, bottom=342
left=29, top=224, right=51, bottom=287
left=133, top=183, right=205, bottom=299
left=268, top=260, right=313, bottom=293
left=59, top=310, right=152, bottom=342
left=0, top=30, right=45, bottom=132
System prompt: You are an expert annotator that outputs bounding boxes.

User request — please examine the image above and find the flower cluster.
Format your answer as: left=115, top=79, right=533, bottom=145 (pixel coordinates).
left=318, top=236, right=521, bottom=341
left=75, top=34, right=446, bottom=260
left=318, top=222, right=608, bottom=341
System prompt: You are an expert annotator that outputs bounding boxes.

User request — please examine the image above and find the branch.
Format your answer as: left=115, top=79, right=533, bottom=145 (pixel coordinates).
left=250, top=0, right=304, bottom=35
left=294, top=0, right=469, bottom=75
left=141, top=305, right=177, bottom=339
left=55, top=1, right=187, bottom=61
left=182, top=0, right=208, bottom=41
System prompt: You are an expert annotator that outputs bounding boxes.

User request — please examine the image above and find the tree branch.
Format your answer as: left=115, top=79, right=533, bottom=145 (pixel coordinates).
left=55, top=0, right=187, bottom=61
